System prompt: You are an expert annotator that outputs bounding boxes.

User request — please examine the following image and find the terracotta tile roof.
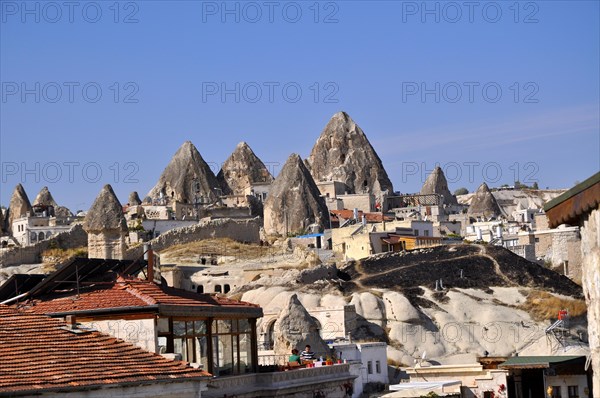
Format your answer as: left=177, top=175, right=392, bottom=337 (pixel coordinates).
left=18, top=276, right=259, bottom=316
left=0, top=305, right=209, bottom=395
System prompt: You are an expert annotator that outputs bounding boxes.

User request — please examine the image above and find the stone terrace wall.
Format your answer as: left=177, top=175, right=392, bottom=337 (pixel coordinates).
left=125, top=217, right=261, bottom=259
left=0, top=224, right=87, bottom=267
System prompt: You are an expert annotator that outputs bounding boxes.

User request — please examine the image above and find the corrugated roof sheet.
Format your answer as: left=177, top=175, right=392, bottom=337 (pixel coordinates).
left=0, top=304, right=209, bottom=395
left=544, top=171, right=600, bottom=228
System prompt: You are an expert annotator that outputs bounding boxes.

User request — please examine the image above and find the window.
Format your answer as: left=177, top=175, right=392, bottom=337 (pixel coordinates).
left=197, top=285, right=204, bottom=293
left=215, top=285, right=222, bottom=293
left=483, top=392, right=494, bottom=398
left=568, top=386, right=579, bottom=398
left=367, top=361, right=373, bottom=374
left=552, top=386, right=562, bottom=398
left=375, top=360, right=381, bottom=373
left=224, top=284, right=231, bottom=293
left=212, top=319, right=253, bottom=376
left=424, top=230, right=429, bottom=237
left=414, top=229, right=419, bottom=236
left=535, top=238, right=540, bottom=243
left=172, top=320, right=209, bottom=370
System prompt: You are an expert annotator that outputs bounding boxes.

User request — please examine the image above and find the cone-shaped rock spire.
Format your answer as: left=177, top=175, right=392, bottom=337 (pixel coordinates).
left=84, top=184, right=127, bottom=233
left=468, top=183, right=503, bottom=218
left=128, top=191, right=142, bottom=206
left=273, top=294, right=331, bottom=358
left=148, top=141, right=219, bottom=204
left=420, top=166, right=458, bottom=206
left=7, top=184, right=33, bottom=233
left=264, top=153, right=328, bottom=236
left=217, top=142, right=274, bottom=195
left=306, top=112, right=393, bottom=195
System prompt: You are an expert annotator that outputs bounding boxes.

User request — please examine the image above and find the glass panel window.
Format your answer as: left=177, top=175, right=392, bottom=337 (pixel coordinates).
left=157, top=317, right=170, bottom=333
left=367, top=361, right=373, bottom=374
left=173, top=321, right=186, bottom=337
left=376, top=360, right=381, bottom=373
left=217, top=319, right=232, bottom=334
left=239, top=319, right=250, bottom=333
left=195, top=320, right=206, bottom=335
left=239, top=333, right=253, bottom=374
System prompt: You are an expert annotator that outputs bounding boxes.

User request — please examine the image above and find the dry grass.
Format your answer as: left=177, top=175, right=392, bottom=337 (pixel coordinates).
left=159, top=238, right=272, bottom=262
left=520, top=290, right=587, bottom=321
left=41, top=247, right=87, bottom=264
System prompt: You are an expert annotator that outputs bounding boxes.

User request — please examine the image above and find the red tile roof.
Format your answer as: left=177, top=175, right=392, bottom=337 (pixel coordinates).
left=0, top=305, right=209, bottom=395
left=18, top=276, right=259, bottom=316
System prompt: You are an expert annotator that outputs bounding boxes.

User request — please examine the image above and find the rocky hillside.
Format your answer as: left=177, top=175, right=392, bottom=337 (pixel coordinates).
left=238, top=244, right=586, bottom=366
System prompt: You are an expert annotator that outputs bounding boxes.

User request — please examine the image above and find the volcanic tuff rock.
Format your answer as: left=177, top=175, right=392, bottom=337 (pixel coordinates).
left=420, top=166, right=458, bottom=206
left=272, top=294, right=330, bottom=358
left=148, top=141, right=219, bottom=204
left=7, top=184, right=33, bottom=233
left=217, top=142, right=274, bottom=195
left=33, top=186, right=73, bottom=218
left=306, top=112, right=393, bottom=195
left=83, top=184, right=127, bottom=233
left=128, top=191, right=142, bottom=206
left=263, top=153, right=328, bottom=236
left=467, top=182, right=503, bottom=218
left=0, top=208, right=5, bottom=234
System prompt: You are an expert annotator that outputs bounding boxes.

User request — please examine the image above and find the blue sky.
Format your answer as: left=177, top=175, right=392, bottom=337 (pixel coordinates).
left=1, top=0, right=599, bottom=211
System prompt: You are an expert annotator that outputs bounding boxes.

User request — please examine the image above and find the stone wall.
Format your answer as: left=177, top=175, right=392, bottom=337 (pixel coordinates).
left=126, top=217, right=261, bottom=259
left=0, top=224, right=87, bottom=267
left=580, top=207, right=600, bottom=394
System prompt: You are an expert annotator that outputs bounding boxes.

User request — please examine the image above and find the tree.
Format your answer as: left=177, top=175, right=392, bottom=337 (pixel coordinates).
left=454, top=187, right=468, bottom=196
left=532, top=182, right=539, bottom=190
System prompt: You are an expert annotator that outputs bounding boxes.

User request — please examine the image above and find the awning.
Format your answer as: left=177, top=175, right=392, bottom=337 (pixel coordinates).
left=499, top=356, right=583, bottom=369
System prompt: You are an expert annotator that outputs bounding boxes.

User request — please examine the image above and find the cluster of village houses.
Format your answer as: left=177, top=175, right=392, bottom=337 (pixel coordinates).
left=0, top=112, right=598, bottom=397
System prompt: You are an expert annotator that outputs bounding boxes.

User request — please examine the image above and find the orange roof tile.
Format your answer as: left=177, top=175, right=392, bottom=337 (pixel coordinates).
left=0, top=305, right=209, bottom=394
left=18, top=276, right=259, bottom=316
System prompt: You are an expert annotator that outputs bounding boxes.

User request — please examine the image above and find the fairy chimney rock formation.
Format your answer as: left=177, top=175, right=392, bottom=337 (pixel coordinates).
left=7, top=184, right=33, bottom=234
left=128, top=191, right=142, bottom=206
left=263, top=153, right=328, bottom=236
left=420, top=166, right=458, bottom=206
left=468, top=183, right=503, bottom=219
left=217, top=141, right=274, bottom=195
left=33, top=186, right=73, bottom=218
left=148, top=141, right=219, bottom=205
left=306, top=112, right=393, bottom=196
left=273, top=294, right=330, bottom=359
left=83, top=184, right=128, bottom=260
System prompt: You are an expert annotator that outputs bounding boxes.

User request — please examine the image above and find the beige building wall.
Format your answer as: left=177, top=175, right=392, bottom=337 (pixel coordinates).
left=337, top=194, right=375, bottom=212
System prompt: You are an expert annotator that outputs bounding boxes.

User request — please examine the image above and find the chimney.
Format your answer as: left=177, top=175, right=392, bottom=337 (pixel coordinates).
left=144, top=243, right=154, bottom=283
left=65, top=315, right=77, bottom=330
